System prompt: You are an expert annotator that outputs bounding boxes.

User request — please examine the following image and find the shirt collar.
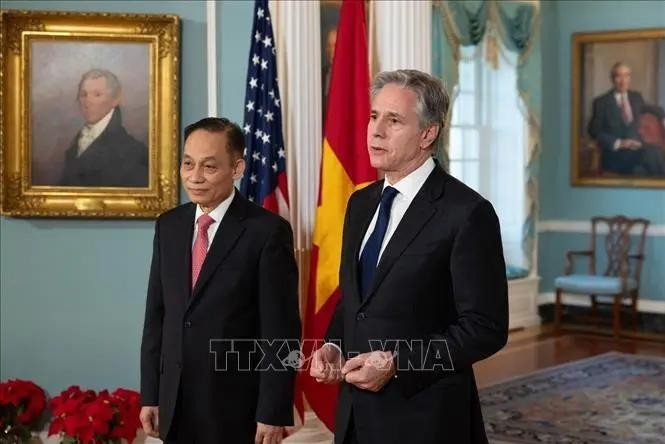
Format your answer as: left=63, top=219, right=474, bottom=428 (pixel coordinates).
left=383, top=156, right=436, bottom=201
left=194, top=188, right=235, bottom=226
left=82, top=107, right=115, bottom=139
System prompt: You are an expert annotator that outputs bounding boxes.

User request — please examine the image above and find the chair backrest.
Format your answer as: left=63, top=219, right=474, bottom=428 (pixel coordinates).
left=590, top=216, right=650, bottom=280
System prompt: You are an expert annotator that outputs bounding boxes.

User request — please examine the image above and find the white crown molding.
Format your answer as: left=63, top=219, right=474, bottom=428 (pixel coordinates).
left=538, top=220, right=665, bottom=237
left=539, top=292, right=665, bottom=314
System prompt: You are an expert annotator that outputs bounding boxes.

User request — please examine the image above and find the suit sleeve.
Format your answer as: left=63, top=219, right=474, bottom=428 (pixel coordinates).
left=255, top=219, right=302, bottom=426
left=588, top=96, right=619, bottom=151
left=140, top=219, right=164, bottom=406
left=633, top=91, right=645, bottom=116
left=395, top=200, right=509, bottom=398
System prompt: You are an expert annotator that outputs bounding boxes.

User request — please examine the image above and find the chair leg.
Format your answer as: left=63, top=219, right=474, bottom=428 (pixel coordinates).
left=590, top=295, right=597, bottom=327
left=631, top=291, right=639, bottom=332
left=555, top=289, right=562, bottom=334
left=612, top=295, right=621, bottom=338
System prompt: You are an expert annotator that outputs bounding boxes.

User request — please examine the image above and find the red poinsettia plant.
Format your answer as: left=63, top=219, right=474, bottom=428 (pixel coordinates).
left=0, top=379, right=48, bottom=442
left=49, top=386, right=141, bottom=444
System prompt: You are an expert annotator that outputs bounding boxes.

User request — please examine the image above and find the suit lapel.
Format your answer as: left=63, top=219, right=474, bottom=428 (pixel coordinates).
left=187, top=192, right=247, bottom=310
left=348, top=184, right=383, bottom=304
left=177, top=204, right=196, bottom=306
left=605, top=91, right=624, bottom=126
left=628, top=91, right=641, bottom=119
left=360, top=166, right=447, bottom=307
left=608, top=90, right=637, bottom=127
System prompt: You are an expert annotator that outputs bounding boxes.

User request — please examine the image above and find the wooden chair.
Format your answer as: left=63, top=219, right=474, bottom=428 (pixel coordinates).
left=580, top=139, right=601, bottom=176
left=554, top=216, right=650, bottom=337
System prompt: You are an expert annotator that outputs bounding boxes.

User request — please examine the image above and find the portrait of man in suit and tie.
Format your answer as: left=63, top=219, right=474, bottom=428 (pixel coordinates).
left=310, top=70, right=509, bottom=444
left=140, top=117, right=301, bottom=444
left=573, top=31, right=665, bottom=186
left=587, top=62, right=664, bottom=176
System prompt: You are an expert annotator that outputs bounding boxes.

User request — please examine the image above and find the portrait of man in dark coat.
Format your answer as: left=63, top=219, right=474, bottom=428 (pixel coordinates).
left=59, top=69, right=149, bottom=187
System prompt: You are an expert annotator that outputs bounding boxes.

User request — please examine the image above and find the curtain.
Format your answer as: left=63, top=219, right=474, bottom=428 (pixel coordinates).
left=432, top=0, right=541, bottom=273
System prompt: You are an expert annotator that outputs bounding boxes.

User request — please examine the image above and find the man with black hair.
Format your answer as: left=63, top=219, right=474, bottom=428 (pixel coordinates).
left=140, top=117, right=301, bottom=443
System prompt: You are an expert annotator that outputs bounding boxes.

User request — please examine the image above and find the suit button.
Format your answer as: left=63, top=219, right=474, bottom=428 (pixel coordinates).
left=184, top=321, right=192, bottom=328
left=356, top=312, right=367, bottom=321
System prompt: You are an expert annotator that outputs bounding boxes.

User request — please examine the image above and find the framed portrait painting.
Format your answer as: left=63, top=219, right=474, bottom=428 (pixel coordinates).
left=571, top=27, right=665, bottom=188
left=0, top=10, right=180, bottom=217
left=320, top=0, right=372, bottom=117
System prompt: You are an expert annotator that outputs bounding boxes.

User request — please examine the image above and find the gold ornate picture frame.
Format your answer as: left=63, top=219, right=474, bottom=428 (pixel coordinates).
left=571, top=28, right=665, bottom=188
left=1, top=10, right=180, bottom=217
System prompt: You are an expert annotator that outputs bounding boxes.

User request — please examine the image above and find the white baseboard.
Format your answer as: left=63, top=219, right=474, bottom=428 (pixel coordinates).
left=539, top=292, right=665, bottom=314
left=538, top=220, right=665, bottom=237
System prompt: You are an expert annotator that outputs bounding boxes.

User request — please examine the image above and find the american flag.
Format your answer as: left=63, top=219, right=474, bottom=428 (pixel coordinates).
left=240, top=0, right=289, bottom=219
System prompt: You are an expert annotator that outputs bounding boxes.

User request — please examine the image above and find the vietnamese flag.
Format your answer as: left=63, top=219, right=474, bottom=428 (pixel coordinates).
left=300, top=0, right=375, bottom=432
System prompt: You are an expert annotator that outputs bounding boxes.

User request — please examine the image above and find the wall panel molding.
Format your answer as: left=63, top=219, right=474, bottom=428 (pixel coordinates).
left=538, top=220, right=665, bottom=236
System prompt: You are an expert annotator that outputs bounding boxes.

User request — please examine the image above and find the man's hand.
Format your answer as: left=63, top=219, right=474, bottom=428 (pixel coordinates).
left=619, top=138, right=642, bottom=149
left=139, top=406, right=159, bottom=438
left=310, top=343, right=345, bottom=384
left=255, top=422, right=284, bottom=444
left=341, top=351, right=395, bottom=392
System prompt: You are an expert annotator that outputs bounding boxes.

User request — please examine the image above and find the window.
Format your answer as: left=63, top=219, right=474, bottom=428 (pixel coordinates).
left=449, top=42, right=527, bottom=268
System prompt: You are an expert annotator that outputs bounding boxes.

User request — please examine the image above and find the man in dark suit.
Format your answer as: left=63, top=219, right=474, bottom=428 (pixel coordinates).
left=140, top=117, right=301, bottom=443
left=587, top=62, right=662, bottom=175
left=310, top=70, right=509, bottom=444
left=60, top=69, right=148, bottom=187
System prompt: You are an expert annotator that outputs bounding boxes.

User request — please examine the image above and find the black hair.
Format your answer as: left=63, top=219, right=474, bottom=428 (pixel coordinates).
left=184, top=117, right=245, bottom=158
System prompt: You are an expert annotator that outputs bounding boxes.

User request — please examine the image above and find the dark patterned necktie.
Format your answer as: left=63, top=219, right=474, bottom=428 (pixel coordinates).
left=358, top=186, right=399, bottom=299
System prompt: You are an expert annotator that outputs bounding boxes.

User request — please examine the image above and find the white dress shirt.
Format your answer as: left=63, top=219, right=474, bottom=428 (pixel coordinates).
left=614, top=91, right=633, bottom=123
left=77, top=108, right=115, bottom=156
left=359, top=157, right=436, bottom=264
left=192, top=189, right=235, bottom=251
left=612, top=92, right=633, bottom=151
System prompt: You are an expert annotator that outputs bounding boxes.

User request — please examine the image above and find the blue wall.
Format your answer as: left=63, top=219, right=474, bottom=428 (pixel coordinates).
left=538, top=1, right=665, bottom=301
left=0, top=0, right=252, bottom=395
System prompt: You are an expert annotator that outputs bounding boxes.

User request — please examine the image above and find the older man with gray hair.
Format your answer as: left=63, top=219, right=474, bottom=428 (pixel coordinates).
left=60, top=68, right=148, bottom=187
left=310, top=69, right=509, bottom=444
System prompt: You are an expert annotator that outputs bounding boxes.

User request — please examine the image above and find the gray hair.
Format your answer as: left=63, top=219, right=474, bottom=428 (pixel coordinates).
left=370, top=69, right=450, bottom=144
left=610, top=61, right=630, bottom=79
left=77, top=69, right=122, bottom=98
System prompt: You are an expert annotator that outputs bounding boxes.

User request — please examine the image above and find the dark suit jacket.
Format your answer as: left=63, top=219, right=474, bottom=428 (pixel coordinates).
left=60, top=108, right=148, bottom=187
left=326, top=164, right=508, bottom=444
left=588, top=90, right=645, bottom=172
left=140, top=192, right=301, bottom=443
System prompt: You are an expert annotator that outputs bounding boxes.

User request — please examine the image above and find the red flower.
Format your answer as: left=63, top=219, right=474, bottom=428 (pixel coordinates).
left=62, top=413, right=89, bottom=437
left=85, top=395, right=114, bottom=435
left=49, top=385, right=95, bottom=417
left=48, top=415, right=64, bottom=436
left=15, top=381, right=47, bottom=424
left=0, top=378, right=47, bottom=439
left=109, top=388, right=141, bottom=442
left=48, top=386, right=141, bottom=443
left=0, top=381, right=22, bottom=406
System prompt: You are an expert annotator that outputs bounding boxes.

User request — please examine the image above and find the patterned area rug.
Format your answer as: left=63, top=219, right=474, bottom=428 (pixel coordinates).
left=480, top=352, right=665, bottom=444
